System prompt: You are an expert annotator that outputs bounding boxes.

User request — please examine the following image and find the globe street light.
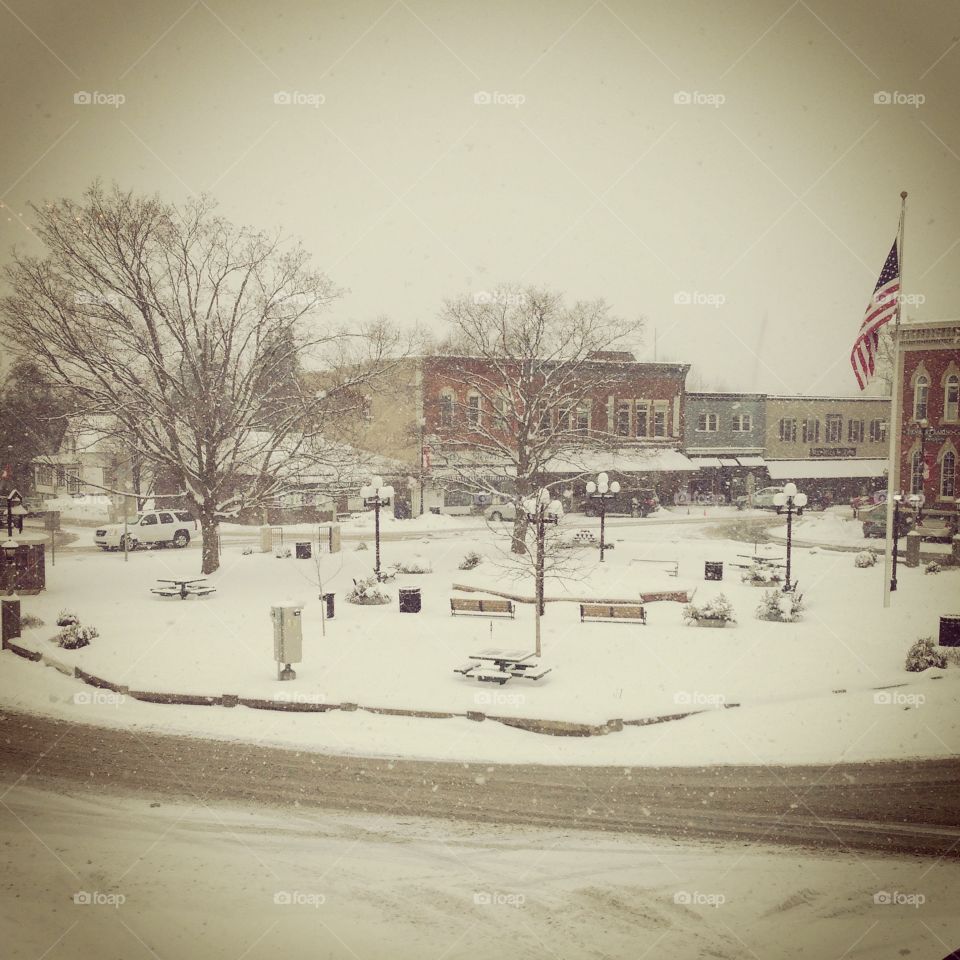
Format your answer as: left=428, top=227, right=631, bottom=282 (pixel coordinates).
left=772, top=482, right=807, bottom=593
left=360, top=475, right=394, bottom=580
left=585, top=472, right=620, bottom=562
left=523, top=488, right=563, bottom=656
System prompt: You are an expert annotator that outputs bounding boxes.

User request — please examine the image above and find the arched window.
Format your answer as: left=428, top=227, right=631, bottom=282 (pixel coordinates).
left=945, top=375, right=959, bottom=422
left=466, top=392, right=481, bottom=427
left=438, top=392, right=453, bottom=428
left=911, top=450, right=924, bottom=494
left=914, top=375, right=929, bottom=420
left=942, top=451, right=957, bottom=499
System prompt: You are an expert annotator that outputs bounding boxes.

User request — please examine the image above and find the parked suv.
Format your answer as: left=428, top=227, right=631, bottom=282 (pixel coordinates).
left=735, top=486, right=783, bottom=510
left=95, top=511, right=197, bottom=550
left=583, top=488, right=659, bottom=517
left=861, top=504, right=914, bottom=539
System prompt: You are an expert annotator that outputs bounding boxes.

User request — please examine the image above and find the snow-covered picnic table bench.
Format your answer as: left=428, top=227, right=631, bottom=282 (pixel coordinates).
left=151, top=577, right=216, bottom=600
left=454, top=648, right=552, bottom=683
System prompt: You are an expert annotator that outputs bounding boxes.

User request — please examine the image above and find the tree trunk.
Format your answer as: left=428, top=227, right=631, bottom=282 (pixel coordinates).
left=199, top=509, right=220, bottom=574
left=511, top=515, right=528, bottom=554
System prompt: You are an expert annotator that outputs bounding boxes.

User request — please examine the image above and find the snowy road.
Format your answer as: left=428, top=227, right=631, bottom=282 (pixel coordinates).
left=2, top=710, right=958, bottom=860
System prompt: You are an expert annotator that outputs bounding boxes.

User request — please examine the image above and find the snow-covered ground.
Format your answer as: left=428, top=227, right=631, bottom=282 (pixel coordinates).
left=4, top=514, right=958, bottom=766
left=4, top=786, right=956, bottom=960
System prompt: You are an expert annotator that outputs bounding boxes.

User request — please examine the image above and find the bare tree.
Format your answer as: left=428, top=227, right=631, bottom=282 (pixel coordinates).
left=433, top=286, right=644, bottom=552
left=1, top=183, right=401, bottom=572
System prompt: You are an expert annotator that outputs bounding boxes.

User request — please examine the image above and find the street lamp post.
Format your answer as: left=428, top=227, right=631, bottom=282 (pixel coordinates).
left=523, top=489, right=563, bottom=656
left=889, top=493, right=921, bottom=592
left=772, top=482, right=807, bottom=593
left=916, top=417, right=930, bottom=524
left=360, top=476, right=394, bottom=580
left=585, top=472, right=620, bottom=562
left=2, top=538, right=19, bottom=596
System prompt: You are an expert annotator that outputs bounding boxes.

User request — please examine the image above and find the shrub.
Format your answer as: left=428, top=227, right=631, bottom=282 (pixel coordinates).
left=683, top=593, right=736, bottom=624
left=20, top=614, right=44, bottom=629
left=855, top=551, right=877, bottom=568
left=925, top=561, right=942, bottom=575
left=755, top=588, right=803, bottom=622
left=241, top=546, right=254, bottom=556
left=905, top=636, right=947, bottom=672
left=56, top=610, right=79, bottom=627
left=55, top=624, right=98, bottom=650
left=347, top=576, right=391, bottom=605
left=395, top=557, right=432, bottom=574
left=355, top=541, right=368, bottom=551
left=741, top=563, right=783, bottom=586
left=458, top=550, right=483, bottom=570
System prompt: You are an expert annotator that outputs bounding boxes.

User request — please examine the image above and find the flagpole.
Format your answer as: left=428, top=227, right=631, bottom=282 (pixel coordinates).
left=882, top=190, right=908, bottom=608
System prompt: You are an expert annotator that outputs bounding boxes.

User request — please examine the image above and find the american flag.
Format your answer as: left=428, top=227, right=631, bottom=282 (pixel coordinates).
left=851, top=240, right=900, bottom=390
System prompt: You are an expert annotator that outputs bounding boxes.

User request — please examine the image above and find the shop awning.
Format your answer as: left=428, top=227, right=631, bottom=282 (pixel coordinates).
left=765, top=458, right=887, bottom=480
left=688, top=457, right=723, bottom=468
left=545, top=448, right=698, bottom=474
left=737, top=456, right=766, bottom=467
left=718, top=458, right=740, bottom=467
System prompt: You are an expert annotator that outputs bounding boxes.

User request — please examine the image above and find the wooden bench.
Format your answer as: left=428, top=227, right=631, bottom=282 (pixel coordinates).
left=473, top=669, right=512, bottom=684
left=151, top=587, right=181, bottom=598
left=580, top=603, right=647, bottom=624
left=450, top=598, right=515, bottom=618
left=453, top=661, right=481, bottom=676
left=186, top=585, right=216, bottom=597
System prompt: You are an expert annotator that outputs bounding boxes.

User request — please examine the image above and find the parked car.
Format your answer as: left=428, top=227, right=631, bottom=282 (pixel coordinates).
left=484, top=501, right=518, bottom=522
left=94, top=510, right=197, bottom=550
left=861, top=504, right=914, bottom=539
left=583, top=488, right=660, bottom=517
left=735, top=486, right=784, bottom=510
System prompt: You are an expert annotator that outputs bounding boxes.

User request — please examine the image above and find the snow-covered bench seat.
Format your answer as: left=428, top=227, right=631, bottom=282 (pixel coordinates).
left=580, top=603, right=647, bottom=624
left=453, top=661, right=481, bottom=676
left=450, top=598, right=515, bottom=618
left=472, top=669, right=512, bottom=685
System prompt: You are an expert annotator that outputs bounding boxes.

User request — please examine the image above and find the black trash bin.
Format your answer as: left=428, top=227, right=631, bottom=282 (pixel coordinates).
left=705, top=561, right=723, bottom=581
left=323, top=592, right=335, bottom=620
left=295, top=541, right=312, bottom=560
left=939, top=615, right=960, bottom=647
left=399, top=587, right=421, bottom=613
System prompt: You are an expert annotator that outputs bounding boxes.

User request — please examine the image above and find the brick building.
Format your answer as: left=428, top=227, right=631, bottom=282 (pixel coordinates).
left=892, top=319, right=960, bottom=514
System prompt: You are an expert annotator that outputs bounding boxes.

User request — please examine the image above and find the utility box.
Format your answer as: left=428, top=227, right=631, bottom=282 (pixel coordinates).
left=260, top=526, right=273, bottom=553
left=271, top=602, right=304, bottom=667
left=328, top=524, right=341, bottom=554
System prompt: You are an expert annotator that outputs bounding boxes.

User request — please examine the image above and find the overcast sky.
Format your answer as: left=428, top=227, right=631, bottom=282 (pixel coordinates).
left=1, top=0, right=958, bottom=394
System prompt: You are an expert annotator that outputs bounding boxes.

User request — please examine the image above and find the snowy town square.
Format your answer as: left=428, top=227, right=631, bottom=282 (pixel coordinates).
left=1, top=2, right=960, bottom=959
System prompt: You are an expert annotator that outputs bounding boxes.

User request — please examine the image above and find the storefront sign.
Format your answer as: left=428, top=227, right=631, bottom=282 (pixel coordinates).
left=809, top=447, right=856, bottom=458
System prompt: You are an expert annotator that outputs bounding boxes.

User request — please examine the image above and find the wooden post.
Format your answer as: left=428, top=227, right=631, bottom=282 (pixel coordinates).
left=2, top=599, right=20, bottom=650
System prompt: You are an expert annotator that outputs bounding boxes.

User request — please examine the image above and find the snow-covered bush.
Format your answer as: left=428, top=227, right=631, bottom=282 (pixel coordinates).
left=458, top=551, right=482, bottom=570
left=855, top=551, right=877, bottom=568
left=925, top=561, right=942, bottom=575
left=683, top=593, right=736, bottom=624
left=355, top=541, right=368, bottom=551
left=55, top=624, right=98, bottom=650
left=241, top=546, right=254, bottom=556
left=755, top=588, right=803, bottom=622
left=20, top=614, right=44, bottom=629
left=905, top=636, right=947, bottom=672
left=395, top=557, right=432, bottom=574
left=741, top=563, right=783, bottom=586
left=274, top=547, right=292, bottom=559
left=56, top=610, right=79, bottom=627
left=347, top=576, right=391, bottom=605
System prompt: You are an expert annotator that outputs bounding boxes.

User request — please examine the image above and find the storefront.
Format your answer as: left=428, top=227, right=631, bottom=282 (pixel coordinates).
left=764, top=458, right=887, bottom=503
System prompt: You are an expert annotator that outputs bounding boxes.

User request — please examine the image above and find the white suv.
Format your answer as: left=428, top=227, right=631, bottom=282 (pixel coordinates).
left=95, top=511, right=197, bottom=551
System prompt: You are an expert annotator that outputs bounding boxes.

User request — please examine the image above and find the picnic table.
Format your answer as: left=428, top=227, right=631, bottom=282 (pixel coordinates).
left=152, top=577, right=215, bottom=600
left=732, top=554, right=786, bottom=570
left=454, top=648, right=552, bottom=684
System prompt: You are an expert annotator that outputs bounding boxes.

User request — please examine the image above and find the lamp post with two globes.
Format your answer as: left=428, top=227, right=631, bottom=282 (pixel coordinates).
left=360, top=476, right=394, bottom=580
left=585, top=472, right=620, bottom=562
left=772, top=482, right=807, bottom=593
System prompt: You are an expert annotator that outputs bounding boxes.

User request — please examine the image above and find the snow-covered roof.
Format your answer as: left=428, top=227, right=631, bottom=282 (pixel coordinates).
left=765, top=458, right=888, bottom=480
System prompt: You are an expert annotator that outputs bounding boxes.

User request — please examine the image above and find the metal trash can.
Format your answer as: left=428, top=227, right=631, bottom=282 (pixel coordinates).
left=295, top=541, right=312, bottom=560
left=398, top=587, right=421, bottom=613
left=939, top=615, right=960, bottom=647
left=323, top=592, right=335, bottom=620
left=705, top=561, right=723, bottom=581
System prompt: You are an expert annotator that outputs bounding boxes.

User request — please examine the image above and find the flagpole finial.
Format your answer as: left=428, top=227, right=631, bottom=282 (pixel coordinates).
left=900, top=190, right=908, bottom=199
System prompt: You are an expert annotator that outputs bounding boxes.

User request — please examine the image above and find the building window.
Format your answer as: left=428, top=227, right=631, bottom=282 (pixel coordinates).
left=36, top=464, right=54, bottom=487
left=443, top=488, right=473, bottom=507
left=731, top=414, right=752, bottom=432
left=635, top=401, right=650, bottom=438
left=557, top=406, right=572, bottom=432
left=945, top=375, right=959, bottom=421
left=911, top=450, right=924, bottom=495
left=538, top=406, right=552, bottom=435
left=66, top=468, right=81, bottom=495
left=869, top=419, right=887, bottom=443
left=825, top=415, right=842, bottom=443
left=778, top=418, right=797, bottom=442
left=914, top=375, right=929, bottom=420
left=493, top=397, right=509, bottom=430
left=616, top=401, right=631, bottom=437
left=802, top=419, right=820, bottom=444
left=466, top=393, right=481, bottom=427
left=575, top=405, right=591, bottom=433
left=438, top=392, right=453, bottom=428
left=942, top=451, right=956, bottom=498
left=848, top=419, right=864, bottom=443
left=653, top=402, right=669, bottom=438
left=697, top=413, right=719, bottom=432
